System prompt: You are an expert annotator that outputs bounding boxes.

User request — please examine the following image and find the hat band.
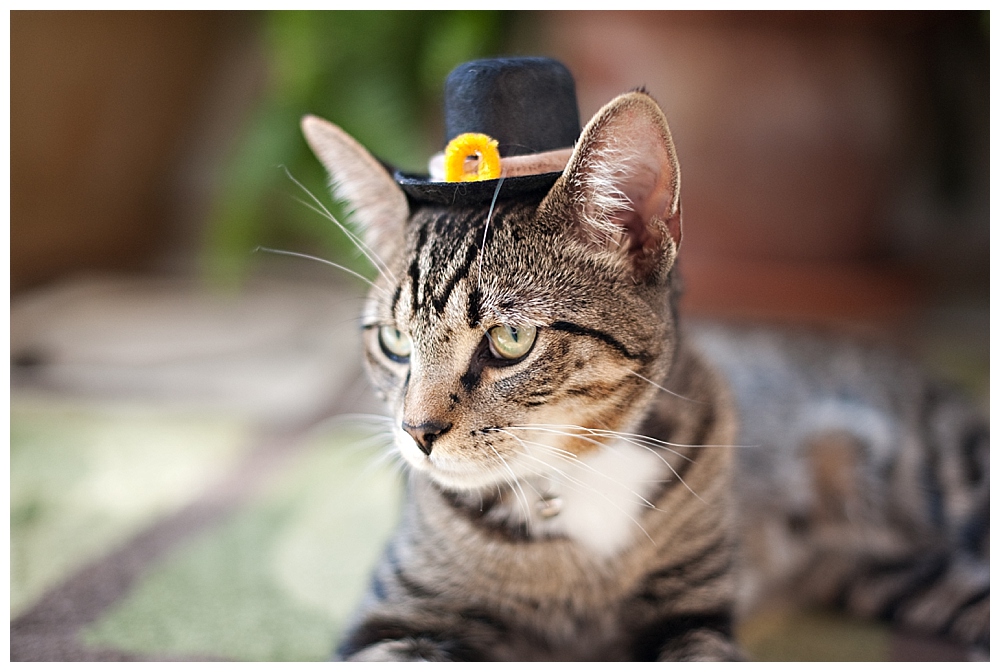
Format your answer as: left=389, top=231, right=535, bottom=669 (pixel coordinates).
left=428, top=147, right=573, bottom=183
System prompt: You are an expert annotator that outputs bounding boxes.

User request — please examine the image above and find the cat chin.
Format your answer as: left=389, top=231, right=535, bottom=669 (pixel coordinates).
left=421, top=468, right=506, bottom=492
left=405, top=457, right=508, bottom=492
left=395, top=434, right=507, bottom=491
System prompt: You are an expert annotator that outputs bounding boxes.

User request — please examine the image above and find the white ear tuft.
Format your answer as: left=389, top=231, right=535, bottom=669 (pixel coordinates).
left=543, top=91, right=682, bottom=280
left=301, top=115, right=409, bottom=258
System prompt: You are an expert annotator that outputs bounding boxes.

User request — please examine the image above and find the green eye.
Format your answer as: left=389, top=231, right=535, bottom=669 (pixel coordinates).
left=487, top=324, right=537, bottom=360
left=378, top=326, right=412, bottom=361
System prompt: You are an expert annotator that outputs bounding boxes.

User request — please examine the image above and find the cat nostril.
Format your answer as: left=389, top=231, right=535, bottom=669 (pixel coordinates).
left=402, top=420, right=453, bottom=456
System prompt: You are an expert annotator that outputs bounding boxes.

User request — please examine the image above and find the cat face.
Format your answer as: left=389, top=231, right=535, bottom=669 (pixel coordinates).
left=304, top=91, right=683, bottom=492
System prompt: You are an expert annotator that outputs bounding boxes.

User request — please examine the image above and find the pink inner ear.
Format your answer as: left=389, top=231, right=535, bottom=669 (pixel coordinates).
left=622, top=160, right=672, bottom=221
left=608, top=207, right=660, bottom=256
left=614, top=144, right=677, bottom=247
left=593, top=120, right=681, bottom=279
left=551, top=92, right=682, bottom=276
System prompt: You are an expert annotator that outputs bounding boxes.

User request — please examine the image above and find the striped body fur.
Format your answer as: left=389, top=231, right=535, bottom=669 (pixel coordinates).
left=302, top=91, right=989, bottom=661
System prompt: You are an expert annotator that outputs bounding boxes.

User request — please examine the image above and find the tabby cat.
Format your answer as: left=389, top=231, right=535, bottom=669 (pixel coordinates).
left=301, top=88, right=989, bottom=661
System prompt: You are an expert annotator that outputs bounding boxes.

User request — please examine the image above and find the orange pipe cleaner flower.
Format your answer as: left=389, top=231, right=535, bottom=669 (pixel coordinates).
left=443, top=132, right=502, bottom=182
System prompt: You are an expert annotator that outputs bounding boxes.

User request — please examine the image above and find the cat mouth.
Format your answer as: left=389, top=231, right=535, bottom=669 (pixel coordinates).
left=407, top=456, right=511, bottom=491
left=395, top=430, right=526, bottom=491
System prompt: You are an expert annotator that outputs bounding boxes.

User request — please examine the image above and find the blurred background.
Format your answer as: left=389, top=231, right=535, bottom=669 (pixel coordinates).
left=10, top=10, right=989, bottom=662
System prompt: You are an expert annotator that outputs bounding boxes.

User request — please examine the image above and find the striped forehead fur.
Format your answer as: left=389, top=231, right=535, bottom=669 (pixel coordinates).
left=411, top=204, right=563, bottom=329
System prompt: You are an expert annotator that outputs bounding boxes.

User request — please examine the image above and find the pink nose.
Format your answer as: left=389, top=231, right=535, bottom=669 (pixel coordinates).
left=402, top=420, right=452, bottom=455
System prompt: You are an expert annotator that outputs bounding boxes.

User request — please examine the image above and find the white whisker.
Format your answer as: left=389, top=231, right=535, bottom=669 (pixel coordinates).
left=625, top=368, right=704, bottom=404
left=504, top=423, right=704, bottom=502
left=505, top=425, right=688, bottom=463
left=484, top=442, right=533, bottom=522
left=282, top=165, right=397, bottom=284
left=510, top=447, right=656, bottom=546
left=510, top=422, right=741, bottom=450
left=254, top=247, right=389, bottom=296
left=477, top=176, right=505, bottom=294
left=326, top=413, right=396, bottom=427
left=361, top=438, right=407, bottom=479
left=496, top=429, right=661, bottom=512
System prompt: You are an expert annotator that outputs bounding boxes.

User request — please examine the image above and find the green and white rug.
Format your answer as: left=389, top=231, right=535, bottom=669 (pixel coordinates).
left=11, top=397, right=401, bottom=661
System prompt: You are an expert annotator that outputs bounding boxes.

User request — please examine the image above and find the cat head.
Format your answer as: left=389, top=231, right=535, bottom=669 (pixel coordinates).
left=303, top=90, right=683, bottom=492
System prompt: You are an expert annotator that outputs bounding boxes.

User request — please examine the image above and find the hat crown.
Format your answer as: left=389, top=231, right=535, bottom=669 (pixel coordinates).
left=443, top=57, right=581, bottom=158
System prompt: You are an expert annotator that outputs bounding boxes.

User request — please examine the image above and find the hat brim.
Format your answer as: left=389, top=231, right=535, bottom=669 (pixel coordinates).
left=395, top=171, right=563, bottom=207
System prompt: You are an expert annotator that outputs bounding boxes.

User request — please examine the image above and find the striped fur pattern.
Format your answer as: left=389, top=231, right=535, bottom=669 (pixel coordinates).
left=302, top=91, right=989, bottom=661
left=695, top=324, right=990, bottom=653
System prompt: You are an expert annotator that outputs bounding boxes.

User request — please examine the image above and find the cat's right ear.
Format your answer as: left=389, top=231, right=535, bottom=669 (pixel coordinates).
left=539, top=91, right=682, bottom=283
left=301, top=115, right=409, bottom=259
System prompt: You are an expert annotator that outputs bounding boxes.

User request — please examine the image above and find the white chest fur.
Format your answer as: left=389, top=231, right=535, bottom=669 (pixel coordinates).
left=517, top=441, right=669, bottom=558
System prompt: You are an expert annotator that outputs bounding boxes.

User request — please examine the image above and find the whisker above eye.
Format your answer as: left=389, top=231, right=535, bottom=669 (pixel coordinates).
left=254, top=247, right=390, bottom=296
left=282, top=165, right=397, bottom=285
left=477, top=176, right=506, bottom=295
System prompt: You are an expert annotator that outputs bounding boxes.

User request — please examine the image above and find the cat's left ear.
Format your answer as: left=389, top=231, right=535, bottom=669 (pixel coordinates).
left=539, top=90, right=682, bottom=282
left=301, top=115, right=409, bottom=260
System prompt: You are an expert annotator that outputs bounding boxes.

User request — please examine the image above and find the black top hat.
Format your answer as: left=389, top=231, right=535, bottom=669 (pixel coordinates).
left=395, top=57, right=581, bottom=206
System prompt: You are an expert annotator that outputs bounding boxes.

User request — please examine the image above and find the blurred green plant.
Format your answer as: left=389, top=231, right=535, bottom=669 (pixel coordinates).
left=203, top=10, right=514, bottom=285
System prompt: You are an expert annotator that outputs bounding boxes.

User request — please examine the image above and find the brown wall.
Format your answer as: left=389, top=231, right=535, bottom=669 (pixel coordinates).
left=541, top=11, right=988, bottom=327
left=11, top=11, right=987, bottom=334
left=11, top=11, right=229, bottom=293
